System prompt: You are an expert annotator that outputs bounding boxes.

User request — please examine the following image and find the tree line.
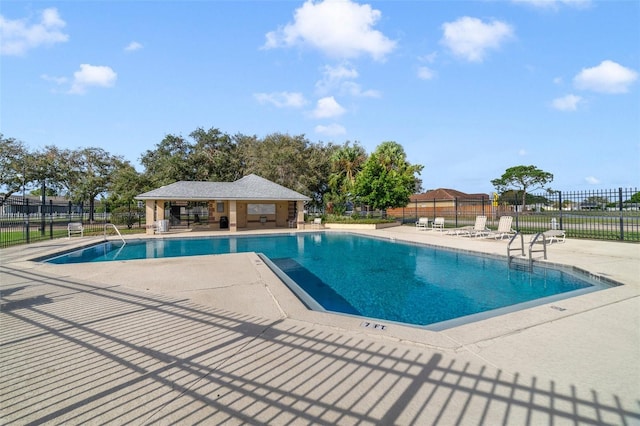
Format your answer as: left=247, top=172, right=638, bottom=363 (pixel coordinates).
left=0, top=130, right=423, bottom=217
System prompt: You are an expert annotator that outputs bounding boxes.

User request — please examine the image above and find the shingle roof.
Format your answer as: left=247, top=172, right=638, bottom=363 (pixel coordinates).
left=135, top=174, right=311, bottom=201
left=410, top=188, right=489, bottom=202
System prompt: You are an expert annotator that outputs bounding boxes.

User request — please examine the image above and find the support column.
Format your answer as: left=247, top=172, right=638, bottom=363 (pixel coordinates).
left=296, top=201, right=305, bottom=230
left=229, top=200, right=237, bottom=232
left=147, top=200, right=166, bottom=235
left=145, top=200, right=155, bottom=235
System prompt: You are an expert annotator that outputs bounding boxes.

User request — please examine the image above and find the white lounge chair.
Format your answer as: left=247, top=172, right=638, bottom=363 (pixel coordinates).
left=448, top=216, right=489, bottom=237
left=68, top=222, right=84, bottom=238
left=313, top=217, right=323, bottom=229
left=415, top=217, right=430, bottom=230
left=431, top=217, right=445, bottom=231
left=469, top=216, right=490, bottom=237
left=446, top=225, right=473, bottom=236
left=543, top=229, right=566, bottom=243
left=486, top=216, right=515, bottom=240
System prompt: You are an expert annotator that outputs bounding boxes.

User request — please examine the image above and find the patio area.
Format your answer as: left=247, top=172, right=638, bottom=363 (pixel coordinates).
left=1, top=227, right=638, bottom=424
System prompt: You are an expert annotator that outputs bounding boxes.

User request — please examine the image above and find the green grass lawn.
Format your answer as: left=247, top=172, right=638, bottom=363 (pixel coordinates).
left=0, top=222, right=147, bottom=248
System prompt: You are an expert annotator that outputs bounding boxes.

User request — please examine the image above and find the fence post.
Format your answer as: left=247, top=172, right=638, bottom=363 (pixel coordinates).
left=558, top=191, right=563, bottom=230
left=454, top=197, right=458, bottom=227
left=103, top=198, right=108, bottom=229
left=40, top=184, right=46, bottom=235
left=514, top=194, right=519, bottom=230
left=49, top=200, right=53, bottom=239
left=25, top=199, right=30, bottom=244
left=619, top=187, right=624, bottom=241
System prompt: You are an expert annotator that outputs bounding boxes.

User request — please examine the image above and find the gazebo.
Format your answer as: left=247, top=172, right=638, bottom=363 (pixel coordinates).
left=135, top=174, right=310, bottom=234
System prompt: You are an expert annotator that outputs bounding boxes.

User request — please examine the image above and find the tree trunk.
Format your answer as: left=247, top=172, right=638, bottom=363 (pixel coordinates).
left=89, top=198, right=95, bottom=222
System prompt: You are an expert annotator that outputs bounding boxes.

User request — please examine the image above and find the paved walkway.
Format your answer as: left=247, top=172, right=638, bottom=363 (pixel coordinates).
left=1, top=227, right=639, bottom=425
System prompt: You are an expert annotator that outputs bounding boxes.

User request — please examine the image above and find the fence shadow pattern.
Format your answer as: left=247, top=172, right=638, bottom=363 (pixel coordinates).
left=1, top=266, right=639, bottom=425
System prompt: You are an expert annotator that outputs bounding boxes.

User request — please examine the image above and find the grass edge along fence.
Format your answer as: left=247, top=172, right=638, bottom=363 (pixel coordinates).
left=389, top=187, right=639, bottom=242
left=0, top=197, right=145, bottom=248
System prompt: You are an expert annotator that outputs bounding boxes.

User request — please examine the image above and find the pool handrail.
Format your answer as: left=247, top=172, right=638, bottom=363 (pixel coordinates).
left=528, top=232, right=548, bottom=270
left=104, top=223, right=126, bottom=246
left=507, top=231, right=525, bottom=268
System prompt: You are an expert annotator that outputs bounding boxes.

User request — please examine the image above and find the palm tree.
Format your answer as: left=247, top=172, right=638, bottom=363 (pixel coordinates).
left=375, top=141, right=404, bottom=171
left=328, top=142, right=367, bottom=196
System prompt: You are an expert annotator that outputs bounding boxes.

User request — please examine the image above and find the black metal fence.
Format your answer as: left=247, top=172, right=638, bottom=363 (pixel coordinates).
left=0, top=196, right=145, bottom=248
left=392, top=187, right=639, bottom=242
left=2, top=188, right=639, bottom=248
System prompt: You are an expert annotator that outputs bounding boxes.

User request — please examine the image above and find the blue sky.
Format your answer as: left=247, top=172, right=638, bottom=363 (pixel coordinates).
left=1, top=0, right=638, bottom=194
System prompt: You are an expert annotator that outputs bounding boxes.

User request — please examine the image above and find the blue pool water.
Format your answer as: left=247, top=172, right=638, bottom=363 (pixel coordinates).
left=44, top=233, right=606, bottom=328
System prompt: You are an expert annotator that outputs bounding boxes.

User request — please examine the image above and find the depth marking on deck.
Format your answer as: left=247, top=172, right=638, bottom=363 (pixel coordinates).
left=360, top=321, right=387, bottom=330
left=550, top=305, right=567, bottom=311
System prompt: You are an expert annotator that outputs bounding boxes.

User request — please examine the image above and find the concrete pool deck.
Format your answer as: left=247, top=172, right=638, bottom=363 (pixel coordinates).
left=1, top=226, right=638, bottom=424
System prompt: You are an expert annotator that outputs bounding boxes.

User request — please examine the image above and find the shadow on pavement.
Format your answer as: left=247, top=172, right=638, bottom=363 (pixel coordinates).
left=1, top=265, right=638, bottom=425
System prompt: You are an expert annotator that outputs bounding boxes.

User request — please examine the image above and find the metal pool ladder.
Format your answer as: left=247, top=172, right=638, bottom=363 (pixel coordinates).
left=104, top=223, right=126, bottom=246
left=507, top=231, right=525, bottom=268
left=507, top=231, right=548, bottom=271
left=528, top=232, right=547, bottom=269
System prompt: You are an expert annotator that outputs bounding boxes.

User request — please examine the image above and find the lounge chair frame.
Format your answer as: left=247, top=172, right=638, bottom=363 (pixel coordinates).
left=68, top=222, right=84, bottom=238
left=415, top=217, right=430, bottom=230
left=431, top=217, right=445, bottom=231
left=486, top=216, right=515, bottom=240
left=449, top=216, right=489, bottom=238
left=543, top=229, right=566, bottom=243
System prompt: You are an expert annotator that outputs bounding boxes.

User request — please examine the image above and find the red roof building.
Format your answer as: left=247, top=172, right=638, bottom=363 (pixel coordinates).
left=387, top=188, right=491, bottom=219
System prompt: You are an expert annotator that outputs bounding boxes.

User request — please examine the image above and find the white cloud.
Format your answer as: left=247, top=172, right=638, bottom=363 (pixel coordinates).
left=69, top=64, right=117, bottom=95
left=124, top=41, right=143, bottom=52
left=419, top=52, right=438, bottom=63
left=0, top=7, right=68, bottom=56
left=341, top=81, right=380, bottom=98
left=518, top=148, right=528, bottom=156
left=417, top=66, right=435, bottom=80
left=315, top=64, right=358, bottom=94
left=323, top=64, right=359, bottom=81
left=312, top=96, right=346, bottom=118
left=264, top=0, right=396, bottom=61
left=585, top=176, right=600, bottom=185
left=551, top=94, right=582, bottom=111
left=41, top=74, right=68, bottom=85
left=315, top=123, right=347, bottom=136
left=573, top=60, right=638, bottom=94
left=254, top=91, right=307, bottom=108
left=441, top=16, right=514, bottom=62
left=512, top=0, right=591, bottom=9
left=315, top=64, right=380, bottom=97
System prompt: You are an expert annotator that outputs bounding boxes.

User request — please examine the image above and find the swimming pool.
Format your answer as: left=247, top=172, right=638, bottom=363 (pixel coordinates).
left=44, top=233, right=610, bottom=328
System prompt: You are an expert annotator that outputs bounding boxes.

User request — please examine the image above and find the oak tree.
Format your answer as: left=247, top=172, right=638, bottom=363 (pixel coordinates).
left=491, top=165, right=553, bottom=212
